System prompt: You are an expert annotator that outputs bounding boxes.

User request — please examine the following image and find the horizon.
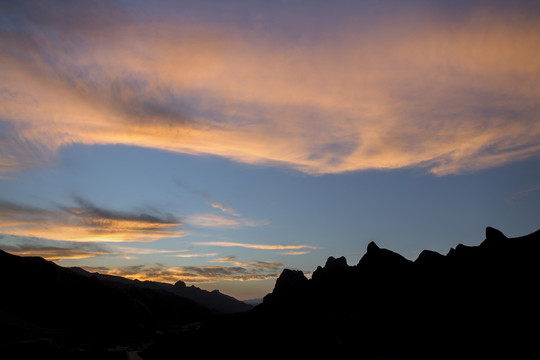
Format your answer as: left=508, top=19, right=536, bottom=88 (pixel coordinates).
left=2, top=224, right=537, bottom=302
left=1, top=0, right=540, bottom=301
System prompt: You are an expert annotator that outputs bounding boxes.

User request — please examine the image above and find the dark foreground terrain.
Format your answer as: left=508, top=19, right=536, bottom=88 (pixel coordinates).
left=2, top=226, right=539, bottom=359
left=142, top=226, right=540, bottom=359
left=0, top=248, right=250, bottom=359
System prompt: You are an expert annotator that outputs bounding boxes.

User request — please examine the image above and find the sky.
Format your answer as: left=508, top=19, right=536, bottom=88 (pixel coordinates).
left=1, top=0, right=539, bottom=300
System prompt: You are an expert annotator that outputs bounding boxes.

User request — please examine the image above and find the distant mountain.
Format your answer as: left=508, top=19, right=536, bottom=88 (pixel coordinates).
left=0, top=249, right=250, bottom=358
left=69, top=268, right=252, bottom=314
left=146, top=226, right=540, bottom=359
left=242, top=297, right=264, bottom=306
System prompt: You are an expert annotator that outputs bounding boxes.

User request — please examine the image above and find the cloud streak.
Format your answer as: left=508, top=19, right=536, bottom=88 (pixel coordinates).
left=175, top=180, right=264, bottom=229
left=209, top=202, right=241, bottom=217
left=212, top=256, right=283, bottom=269
left=0, top=235, right=195, bottom=261
left=185, top=214, right=268, bottom=229
left=174, top=253, right=218, bottom=258
left=194, top=241, right=318, bottom=251
left=0, top=198, right=183, bottom=242
left=0, top=1, right=539, bottom=178
left=0, top=236, right=112, bottom=261
left=87, top=261, right=283, bottom=284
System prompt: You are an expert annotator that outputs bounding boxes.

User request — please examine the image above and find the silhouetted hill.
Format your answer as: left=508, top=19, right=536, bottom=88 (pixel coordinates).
left=70, top=268, right=252, bottom=314
left=242, top=297, right=263, bottom=306
left=146, top=226, right=540, bottom=359
left=0, top=250, right=249, bottom=359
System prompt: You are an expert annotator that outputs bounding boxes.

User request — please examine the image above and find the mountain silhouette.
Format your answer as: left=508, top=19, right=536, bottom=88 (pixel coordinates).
left=69, top=268, right=252, bottom=314
left=0, top=249, right=250, bottom=359
left=143, top=226, right=539, bottom=359
left=2, top=226, right=538, bottom=359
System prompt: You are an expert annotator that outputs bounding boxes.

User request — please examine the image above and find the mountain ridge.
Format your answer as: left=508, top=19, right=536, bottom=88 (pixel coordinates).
left=149, top=226, right=539, bottom=359
left=68, top=266, right=251, bottom=314
left=0, top=247, right=251, bottom=358
left=273, top=225, right=539, bottom=287
left=1, top=226, right=539, bottom=359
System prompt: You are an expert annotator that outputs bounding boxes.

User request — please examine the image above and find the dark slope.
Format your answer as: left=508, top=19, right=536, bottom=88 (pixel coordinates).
left=69, top=268, right=252, bottom=314
left=0, top=250, right=217, bottom=358
left=147, top=226, right=540, bottom=359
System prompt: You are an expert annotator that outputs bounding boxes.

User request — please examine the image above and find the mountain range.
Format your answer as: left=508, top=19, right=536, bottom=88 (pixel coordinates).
left=1, top=226, right=539, bottom=359
left=0, top=248, right=250, bottom=358
left=68, top=267, right=251, bottom=314
left=142, top=226, right=540, bottom=359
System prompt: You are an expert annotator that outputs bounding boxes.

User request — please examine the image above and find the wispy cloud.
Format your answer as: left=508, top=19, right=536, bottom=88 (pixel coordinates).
left=0, top=198, right=183, bottom=242
left=209, top=202, right=241, bottom=217
left=88, top=262, right=283, bottom=284
left=1, top=1, right=539, bottom=177
left=111, top=246, right=186, bottom=256
left=507, top=182, right=540, bottom=204
left=175, top=180, right=263, bottom=229
left=185, top=213, right=268, bottom=229
left=279, top=251, right=312, bottom=256
left=0, top=234, right=191, bottom=261
left=0, top=236, right=111, bottom=261
left=211, top=256, right=283, bottom=269
left=173, top=252, right=218, bottom=258
left=194, top=241, right=318, bottom=251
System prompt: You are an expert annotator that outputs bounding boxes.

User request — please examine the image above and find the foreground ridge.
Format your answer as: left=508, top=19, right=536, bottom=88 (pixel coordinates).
left=0, top=248, right=251, bottom=358
left=150, top=226, right=539, bottom=359
left=267, top=226, right=539, bottom=302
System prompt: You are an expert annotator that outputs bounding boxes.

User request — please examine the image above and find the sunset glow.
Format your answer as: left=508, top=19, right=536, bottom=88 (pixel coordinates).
left=1, top=0, right=539, bottom=300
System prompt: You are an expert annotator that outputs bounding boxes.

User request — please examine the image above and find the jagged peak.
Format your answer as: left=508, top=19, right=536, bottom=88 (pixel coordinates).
left=485, top=226, right=507, bottom=241
left=312, top=256, right=349, bottom=281
left=415, top=249, right=445, bottom=266
left=324, top=256, right=348, bottom=269
left=367, top=241, right=380, bottom=252
left=278, top=268, right=307, bottom=281
left=359, top=241, right=412, bottom=267
left=272, top=269, right=308, bottom=294
left=174, top=280, right=187, bottom=287
left=262, top=268, right=309, bottom=304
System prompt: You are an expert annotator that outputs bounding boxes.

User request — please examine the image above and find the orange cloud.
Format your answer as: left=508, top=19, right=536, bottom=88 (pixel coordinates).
left=2, top=247, right=109, bottom=261
left=0, top=199, right=182, bottom=243
left=1, top=3, right=539, bottom=177
left=89, top=262, right=282, bottom=284
left=209, top=202, right=241, bottom=217
left=185, top=213, right=268, bottom=229
left=211, top=256, right=284, bottom=269
left=194, top=241, right=318, bottom=251
left=0, top=235, right=113, bottom=261
left=174, top=253, right=218, bottom=258
left=0, top=234, right=201, bottom=261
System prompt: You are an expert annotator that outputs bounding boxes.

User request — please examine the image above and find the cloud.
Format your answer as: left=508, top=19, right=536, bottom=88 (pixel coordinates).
left=0, top=235, right=112, bottom=260
left=212, top=256, right=283, bottom=269
left=0, top=234, right=193, bottom=261
left=0, top=198, right=183, bottom=242
left=209, top=202, right=241, bottom=217
left=89, top=262, right=283, bottom=284
left=111, top=246, right=186, bottom=256
left=81, top=266, right=111, bottom=273
left=1, top=1, right=539, bottom=177
left=184, top=213, right=268, bottom=229
left=507, top=182, right=540, bottom=204
left=174, top=253, right=218, bottom=258
left=175, top=180, right=262, bottom=228
left=194, top=241, right=318, bottom=251
left=279, top=251, right=311, bottom=256
left=1, top=243, right=109, bottom=261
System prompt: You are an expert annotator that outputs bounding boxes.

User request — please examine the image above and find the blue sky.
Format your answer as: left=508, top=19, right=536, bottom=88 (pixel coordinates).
left=1, top=0, right=539, bottom=300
